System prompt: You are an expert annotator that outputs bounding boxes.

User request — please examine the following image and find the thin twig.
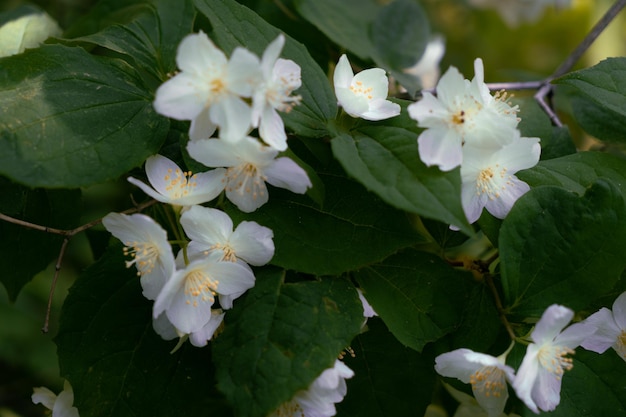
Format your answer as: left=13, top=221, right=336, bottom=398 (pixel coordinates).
left=485, top=273, right=517, bottom=342
left=0, top=198, right=157, bottom=332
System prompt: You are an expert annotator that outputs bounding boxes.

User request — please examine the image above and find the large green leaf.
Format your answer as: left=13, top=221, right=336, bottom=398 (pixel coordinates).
left=294, top=0, right=380, bottom=60
left=224, top=164, right=426, bottom=276
left=517, top=151, right=626, bottom=202
left=500, top=179, right=626, bottom=317
left=331, top=124, right=471, bottom=234
left=556, top=57, right=626, bottom=143
left=194, top=0, right=336, bottom=138
left=213, top=268, right=362, bottom=417
left=55, top=244, right=232, bottom=417
left=355, top=249, right=473, bottom=352
left=0, top=178, right=81, bottom=300
left=337, top=318, right=437, bottom=417
left=67, top=0, right=196, bottom=83
left=0, top=44, right=169, bottom=188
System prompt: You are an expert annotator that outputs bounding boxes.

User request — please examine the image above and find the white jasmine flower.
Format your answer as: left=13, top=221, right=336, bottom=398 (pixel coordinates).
left=102, top=212, right=175, bottom=300
left=333, top=54, right=400, bottom=121
left=469, top=0, right=571, bottom=28
left=0, top=10, right=61, bottom=57
left=251, top=34, right=302, bottom=151
left=127, top=154, right=226, bottom=207
left=153, top=309, right=225, bottom=348
left=268, top=359, right=354, bottom=417
left=403, top=35, right=446, bottom=90
left=32, top=380, right=79, bottom=417
left=153, top=31, right=261, bottom=141
left=187, top=137, right=312, bottom=213
left=180, top=205, right=274, bottom=266
left=513, top=304, right=594, bottom=413
left=407, top=58, right=519, bottom=171
left=435, top=349, right=515, bottom=417
left=460, top=135, right=540, bottom=224
left=153, top=252, right=254, bottom=334
left=581, top=291, right=626, bottom=362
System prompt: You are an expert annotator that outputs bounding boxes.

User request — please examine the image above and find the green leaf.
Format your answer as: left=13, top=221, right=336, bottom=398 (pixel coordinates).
left=517, top=151, right=626, bottom=202
left=66, top=0, right=196, bottom=83
left=450, top=284, right=502, bottom=353
left=294, top=0, right=381, bottom=60
left=500, top=179, right=626, bottom=317
left=225, top=164, right=425, bottom=276
left=194, top=0, right=336, bottom=138
left=370, top=0, right=429, bottom=71
left=56, top=244, right=233, bottom=417
left=213, top=268, right=362, bottom=417
left=355, top=249, right=473, bottom=352
left=331, top=124, right=471, bottom=234
left=521, top=349, right=626, bottom=417
left=556, top=57, right=626, bottom=143
left=0, top=178, right=81, bottom=300
left=337, top=318, right=437, bottom=417
left=0, top=44, right=169, bottom=188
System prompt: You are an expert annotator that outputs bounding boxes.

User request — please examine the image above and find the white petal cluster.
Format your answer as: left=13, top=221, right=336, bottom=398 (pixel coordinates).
left=468, top=0, right=571, bottom=28
left=435, top=304, right=594, bottom=416
left=32, top=380, right=79, bottom=417
left=409, top=58, right=540, bottom=225
left=268, top=359, right=354, bottom=417
left=333, top=54, right=400, bottom=121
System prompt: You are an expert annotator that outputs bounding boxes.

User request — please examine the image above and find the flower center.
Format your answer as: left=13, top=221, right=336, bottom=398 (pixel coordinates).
left=123, top=241, right=158, bottom=275
left=537, top=344, right=575, bottom=378
left=210, top=243, right=238, bottom=263
left=349, top=80, right=373, bottom=101
left=163, top=168, right=197, bottom=200
left=616, top=330, right=626, bottom=361
left=272, top=399, right=305, bottom=417
left=476, top=164, right=510, bottom=200
left=226, top=163, right=266, bottom=201
left=266, top=75, right=302, bottom=113
left=469, top=366, right=506, bottom=398
left=184, top=269, right=219, bottom=308
left=452, top=110, right=466, bottom=125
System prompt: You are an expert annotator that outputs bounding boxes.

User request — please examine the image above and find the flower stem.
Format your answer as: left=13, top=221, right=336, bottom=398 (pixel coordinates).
left=485, top=272, right=517, bottom=342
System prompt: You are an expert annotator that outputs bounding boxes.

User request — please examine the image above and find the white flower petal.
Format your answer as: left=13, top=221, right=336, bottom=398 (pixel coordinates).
left=333, top=54, right=354, bottom=89
left=189, top=309, right=225, bottom=347
left=230, top=221, right=275, bottom=266
left=261, top=34, right=285, bottom=78
left=209, top=95, right=252, bottom=142
left=258, top=106, right=287, bottom=151
left=176, top=31, right=226, bottom=74
left=189, top=108, right=217, bottom=141
left=264, top=157, right=312, bottom=194
left=531, top=304, right=573, bottom=344
left=335, top=87, right=369, bottom=118
left=530, top=366, right=562, bottom=412
left=152, top=312, right=179, bottom=341
left=153, top=72, right=207, bottom=121
left=181, top=205, right=234, bottom=248
left=352, top=67, right=389, bottom=100
left=187, top=138, right=241, bottom=168
left=613, top=291, right=626, bottom=329
left=512, top=344, right=540, bottom=414
left=225, top=47, right=261, bottom=97
left=361, top=98, right=401, bottom=121
left=417, top=128, right=463, bottom=171
left=581, top=308, right=621, bottom=353
left=226, top=180, right=270, bottom=213
left=32, top=386, right=57, bottom=410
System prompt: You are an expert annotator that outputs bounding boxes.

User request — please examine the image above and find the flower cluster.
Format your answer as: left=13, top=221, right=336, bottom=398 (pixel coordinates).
left=102, top=32, right=313, bottom=347
left=408, top=58, right=541, bottom=225
left=435, top=294, right=626, bottom=416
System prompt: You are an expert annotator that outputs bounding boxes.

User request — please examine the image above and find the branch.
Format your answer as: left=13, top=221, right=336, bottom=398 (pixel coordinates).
left=0, top=198, right=157, bottom=333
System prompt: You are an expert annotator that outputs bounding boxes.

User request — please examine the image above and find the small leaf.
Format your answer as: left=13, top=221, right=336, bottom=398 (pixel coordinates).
left=194, top=0, right=336, bottom=138
left=337, top=318, right=437, bottom=417
left=66, top=0, right=196, bottom=82
left=355, top=249, right=473, bottom=352
left=331, top=123, right=471, bottom=234
left=56, top=244, right=233, bottom=417
left=213, top=268, right=362, bottom=417
left=0, top=44, right=169, bottom=188
left=500, top=179, right=626, bottom=317
left=556, top=57, right=626, bottom=143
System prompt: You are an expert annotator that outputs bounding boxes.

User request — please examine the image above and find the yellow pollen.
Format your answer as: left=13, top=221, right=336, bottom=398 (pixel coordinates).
left=274, top=399, right=305, bottom=417
left=123, top=241, right=158, bottom=276
left=184, top=270, right=219, bottom=306
left=163, top=168, right=197, bottom=200
left=226, top=163, right=266, bottom=199
left=538, top=345, right=575, bottom=378
left=452, top=110, right=465, bottom=125
left=210, top=78, right=225, bottom=93
left=210, top=243, right=238, bottom=263
left=476, top=165, right=508, bottom=199
left=469, top=366, right=506, bottom=398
